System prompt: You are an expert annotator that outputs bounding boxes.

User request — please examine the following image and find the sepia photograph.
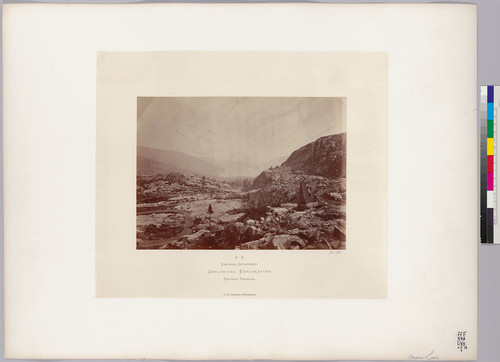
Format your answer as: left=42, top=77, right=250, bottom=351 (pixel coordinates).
left=136, top=97, right=346, bottom=250
left=98, top=51, right=388, bottom=299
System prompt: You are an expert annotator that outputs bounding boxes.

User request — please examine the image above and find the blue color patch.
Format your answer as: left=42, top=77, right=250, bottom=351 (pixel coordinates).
left=488, top=102, right=494, bottom=120
left=488, top=86, right=495, bottom=103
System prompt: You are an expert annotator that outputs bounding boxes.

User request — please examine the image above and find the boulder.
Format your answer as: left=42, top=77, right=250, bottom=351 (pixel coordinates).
left=213, top=221, right=263, bottom=249
left=317, top=207, right=345, bottom=221
left=329, top=192, right=343, bottom=201
left=289, top=235, right=306, bottom=248
left=315, top=242, right=330, bottom=249
left=241, top=237, right=275, bottom=250
left=178, top=230, right=212, bottom=248
left=192, top=223, right=224, bottom=233
left=208, top=224, right=224, bottom=233
left=178, top=230, right=211, bottom=242
left=272, top=207, right=289, bottom=216
left=282, top=203, right=298, bottom=210
left=289, top=213, right=303, bottom=223
left=319, top=239, right=333, bottom=249
left=333, top=221, right=346, bottom=241
left=305, top=227, right=320, bottom=242
left=240, top=240, right=260, bottom=250
left=298, top=220, right=310, bottom=230
left=160, top=240, right=189, bottom=249
left=328, top=239, right=341, bottom=249
left=245, top=225, right=260, bottom=240
left=272, top=235, right=290, bottom=249
left=234, top=222, right=247, bottom=235
left=193, top=223, right=209, bottom=232
left=271, top=234, right=307, bottom=249
left=311, top=219, right=322, bottom=227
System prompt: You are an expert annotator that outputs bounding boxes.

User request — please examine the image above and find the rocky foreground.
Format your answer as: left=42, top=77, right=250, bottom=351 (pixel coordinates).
left=137, top=174, right=345, bottom=250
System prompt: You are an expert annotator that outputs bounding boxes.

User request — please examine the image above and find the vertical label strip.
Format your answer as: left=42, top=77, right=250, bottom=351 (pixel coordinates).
left=487, top=86, right=495, bottom=243
left=480, top=86, right=488, bottom=243
left=479, top=86, right=493, bottom=243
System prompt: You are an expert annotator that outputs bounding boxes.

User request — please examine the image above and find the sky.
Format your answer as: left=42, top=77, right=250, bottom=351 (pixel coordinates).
left=137, top=97, right=346, bottom=168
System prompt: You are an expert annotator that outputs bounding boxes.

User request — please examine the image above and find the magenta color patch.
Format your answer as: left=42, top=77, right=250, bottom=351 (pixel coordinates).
left=488, top=173, right=494, bottom=190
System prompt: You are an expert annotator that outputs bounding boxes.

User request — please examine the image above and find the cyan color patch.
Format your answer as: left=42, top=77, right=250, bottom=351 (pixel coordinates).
left=488, top=102, right=494, bottom=120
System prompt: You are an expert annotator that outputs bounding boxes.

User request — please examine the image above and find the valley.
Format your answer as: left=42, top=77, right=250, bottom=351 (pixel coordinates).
left=136, top=132, right=346, bottom=250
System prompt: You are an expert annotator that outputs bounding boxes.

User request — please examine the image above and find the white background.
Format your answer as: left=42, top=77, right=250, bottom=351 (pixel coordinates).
left=1, top=1, right=495, bottom=361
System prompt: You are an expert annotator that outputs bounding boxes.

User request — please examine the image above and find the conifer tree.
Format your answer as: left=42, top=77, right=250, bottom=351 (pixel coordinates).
left=207, top=204, right=213, bottom=227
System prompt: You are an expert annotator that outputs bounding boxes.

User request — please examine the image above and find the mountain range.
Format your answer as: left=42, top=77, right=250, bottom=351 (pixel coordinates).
left=137, top=147, right=223, bottom=177
left=138, top=146, right=287, bottom=178
left=138, top=132, right=345, bottom=180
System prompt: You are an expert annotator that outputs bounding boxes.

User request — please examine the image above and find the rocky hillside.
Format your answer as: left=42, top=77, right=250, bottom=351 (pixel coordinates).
left=250, top=133, right=346, bottom=208
left=281, top=132, right=346, bottom=178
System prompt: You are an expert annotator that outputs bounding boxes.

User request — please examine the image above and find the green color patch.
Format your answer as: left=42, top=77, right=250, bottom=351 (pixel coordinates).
left=488, top=120, right=494, bottom=138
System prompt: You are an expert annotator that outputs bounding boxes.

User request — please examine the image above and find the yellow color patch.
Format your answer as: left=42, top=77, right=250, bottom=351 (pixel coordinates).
left=488, top=138, right=494, bottom=155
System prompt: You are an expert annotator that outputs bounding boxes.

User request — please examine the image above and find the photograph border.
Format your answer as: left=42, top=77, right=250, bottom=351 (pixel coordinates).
left=135, top=96, right=347, bottom=251
left=96, top=51, right=388, bottom=299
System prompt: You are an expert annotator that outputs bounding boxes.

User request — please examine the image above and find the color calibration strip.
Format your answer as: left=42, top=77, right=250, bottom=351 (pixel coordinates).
left=481, top=86, right=498, bottom=243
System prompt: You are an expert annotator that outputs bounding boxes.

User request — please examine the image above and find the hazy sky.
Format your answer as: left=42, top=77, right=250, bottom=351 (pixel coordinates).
left=138, top=97, right=346, bottom=166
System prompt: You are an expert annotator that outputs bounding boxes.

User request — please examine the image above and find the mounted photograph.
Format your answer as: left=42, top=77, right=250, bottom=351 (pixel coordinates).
left=136, top=97, right=346, bottom=250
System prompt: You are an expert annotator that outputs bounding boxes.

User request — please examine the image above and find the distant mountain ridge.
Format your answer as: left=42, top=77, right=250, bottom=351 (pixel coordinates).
left=137, top=146, right=223, bottom=177
left=138, top=146, right=289, bottom=178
